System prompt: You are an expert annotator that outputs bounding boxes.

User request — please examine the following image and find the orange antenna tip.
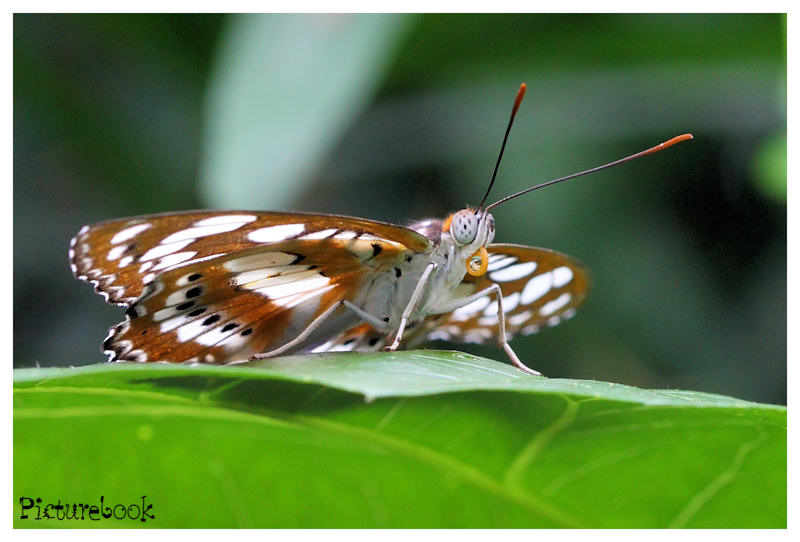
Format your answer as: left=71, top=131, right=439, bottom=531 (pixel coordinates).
left=642, top=133, right=695, bottom=157
left=665, top=133, right=694, bottom=146
left=512, top=83, right=527, bottom=115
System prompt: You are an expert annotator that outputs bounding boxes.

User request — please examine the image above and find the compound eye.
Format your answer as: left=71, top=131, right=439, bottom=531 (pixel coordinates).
left=450, top=210, right=478, bottom=245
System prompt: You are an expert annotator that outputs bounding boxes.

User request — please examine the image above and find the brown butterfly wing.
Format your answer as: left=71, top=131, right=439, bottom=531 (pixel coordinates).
left=406, top=244, right=591, bottom=346
left=71, top=211, right=432, bottom=362
left=70, top=210, right=431, bottom=306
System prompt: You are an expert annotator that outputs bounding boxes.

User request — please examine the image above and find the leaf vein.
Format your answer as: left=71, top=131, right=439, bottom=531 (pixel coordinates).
left=668, top=429, right=768, bottom=528
left=503, top=394, right=580, bottom=486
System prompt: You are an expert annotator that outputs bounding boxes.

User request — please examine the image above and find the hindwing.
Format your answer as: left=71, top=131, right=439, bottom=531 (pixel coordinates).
left=408, top=244, right=590, bottom=346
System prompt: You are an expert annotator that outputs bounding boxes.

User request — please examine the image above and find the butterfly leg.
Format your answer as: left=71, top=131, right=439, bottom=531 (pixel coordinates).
left=249, top=301, right=343, bottom=360
left=342, top=300, right=392, bottom=332
left=249, top=299, right=394, bottom=360
left=491, top=284, right=541, bottom=375
left=385, top=262, right=438, bottom=352
left=434, top=284, right=542, bottom=375
left=485, top=284, right=542, bottom=375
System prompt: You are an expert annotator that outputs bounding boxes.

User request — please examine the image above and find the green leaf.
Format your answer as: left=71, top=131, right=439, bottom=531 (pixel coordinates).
left=14, top=351, right=785, bottom=528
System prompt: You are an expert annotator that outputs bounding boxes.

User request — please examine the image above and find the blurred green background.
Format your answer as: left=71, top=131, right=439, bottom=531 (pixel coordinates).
left=13, top=13, right=786, bottom=404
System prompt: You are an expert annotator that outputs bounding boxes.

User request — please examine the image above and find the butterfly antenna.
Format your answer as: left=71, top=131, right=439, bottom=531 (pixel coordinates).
left=476, top=83, right=527, bottom=213
left=485, top=133, right=694, bottom=212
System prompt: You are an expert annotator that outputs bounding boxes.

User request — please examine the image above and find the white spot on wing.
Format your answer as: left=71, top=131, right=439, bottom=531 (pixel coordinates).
left=273, top=286, right=334, bottom=309
left=237, top=268, right=316, bottom=289
left=334, top=231, right=357, bottom=240
left=428, top=330, right=452, bottom=341
left=483, top=293, right=521, bottom=317
left=489, top=261, right=537, bottom=282
left=301, top=228, right=338, bottom=240
left=508, top=310, right=534, bottom=327
left=195, top=323, right=239, bottom=347
left=176, top=318, right=211, bottom=342
left=160, top=314, right=188, bottom=333
left=152, top=251, right=196, bottom=271
left=140, top=239, right=193, bottom=262
left=111, top=223, right=151, bottom=245
left=478, top=316, right=497, bottom=326
left=224, top=252, right=297, bottom=272
left=165, top=287, right=196, bottom=307
left=310, top=338, right=336, bottom=353
left=107, top=245, right=127, bottom=261
left=504, top=292, right=521, bottom=313
left=218, top=330, right=250, bottom=351
left=487, top=255, right=517, bottom=272
left=248, top=224, right=305, bottom=243
left=310, top=336, right=357, bottom=352
left=540, top=293, right=572, bottom=316
left=521, top=272, right=552, bottom=304
left=254, top=275, right=330, bottom=300
left=153, top=307, right=178, bottom=322
left=161, top=222, right=249, bottom=244
left=328, top=341, right=357, bottom=352
left=346, top=239, right=383, bottom=259
left=552, top=266, right=574, bottom=287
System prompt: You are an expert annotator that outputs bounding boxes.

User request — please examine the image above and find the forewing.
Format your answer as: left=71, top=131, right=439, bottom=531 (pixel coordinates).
left=70, top=210, right=431, bottom=306
left=71, top=211, right=431, bottom=362
left=409, top=244, right=590, bottom=346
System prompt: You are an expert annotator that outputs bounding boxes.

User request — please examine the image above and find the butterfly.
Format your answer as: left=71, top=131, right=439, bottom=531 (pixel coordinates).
left=70, top=84, right=692, bottom=375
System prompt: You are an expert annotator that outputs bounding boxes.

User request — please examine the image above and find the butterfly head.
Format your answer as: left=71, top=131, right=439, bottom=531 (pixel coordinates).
left=442, top=208, right=495, bottom=277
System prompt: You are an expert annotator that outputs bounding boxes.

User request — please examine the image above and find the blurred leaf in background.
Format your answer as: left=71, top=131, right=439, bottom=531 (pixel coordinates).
left=14, top=14, right=785, bottom=405
left=200, top=14, right=413, bottom=209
